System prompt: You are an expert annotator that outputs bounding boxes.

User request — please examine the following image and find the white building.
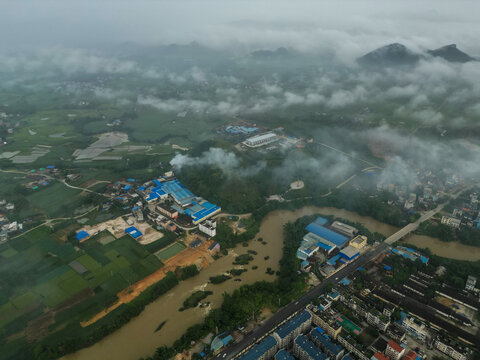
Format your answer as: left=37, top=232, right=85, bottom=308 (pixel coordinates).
left=434, top=338, right=469, bottom=360
left=199, top=219, right=216, bottom=237
left=402, top=317, right=428, bottom=342
left=243, top=132, right=278, bottom=148
left=441, top=216, right=461, bottom=229
left=465, top=275, right=477, bottom=291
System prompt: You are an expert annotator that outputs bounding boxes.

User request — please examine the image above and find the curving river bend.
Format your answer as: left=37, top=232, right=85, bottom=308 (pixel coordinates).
left=63, top=206, right=480, bottom=360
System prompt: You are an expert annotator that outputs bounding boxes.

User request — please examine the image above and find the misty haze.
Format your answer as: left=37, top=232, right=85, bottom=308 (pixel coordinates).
left=0, top=1, right=479, bottom=360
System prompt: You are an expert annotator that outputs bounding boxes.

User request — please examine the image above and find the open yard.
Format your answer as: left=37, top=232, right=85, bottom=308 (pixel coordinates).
left=155, top=242, right=186, bottom=261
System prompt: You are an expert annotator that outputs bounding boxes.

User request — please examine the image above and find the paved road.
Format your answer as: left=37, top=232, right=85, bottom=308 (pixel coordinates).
left=215, top=186, right=468, bottom=360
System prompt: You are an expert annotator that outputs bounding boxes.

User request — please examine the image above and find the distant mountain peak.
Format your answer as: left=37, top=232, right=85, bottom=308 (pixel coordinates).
left=357, top=43, right=420, bottom=68
left=427, top=44, right=475, bottom=63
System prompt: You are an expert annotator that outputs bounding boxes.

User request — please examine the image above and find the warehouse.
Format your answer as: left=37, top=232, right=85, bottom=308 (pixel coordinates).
left=184, top=201, right=221, bottom=225
left=243, top=132, right=278, bottom=148
left=305, top=222, right=348, bottom=248
left=339, top=246, right=360, bottom=261
left=330, top=221, right=358, bottom=237
left=125, top=226, right=143, bottom=240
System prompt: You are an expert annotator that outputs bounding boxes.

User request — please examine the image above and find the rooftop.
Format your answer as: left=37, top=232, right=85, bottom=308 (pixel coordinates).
left=295, top=335, right=327, bottom=360
left=305, top=222, right=348, bottom=247
left=275, top=350, right=295, bottom=360
left=388, top=340, right=404, bottom=353
left=275, top=310, right=312, bottom=339
left=238, top=335, right=277, bottom=360
left=310, top=328, right=343, bottom=355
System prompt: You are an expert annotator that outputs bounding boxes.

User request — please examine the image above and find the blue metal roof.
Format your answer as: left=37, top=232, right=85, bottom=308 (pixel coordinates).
left=317, top=241, right=333, bottom=251
left=123, top=185, right=131, bottom=191
left=138, top=186, right=146, bottom=191
left=294, top=335, right=327, bottom=360
left=125, top=226, right=143, bottom=239
left=238, top=336, right=277, bottom=360
left=189, top=239, right=202, bottom=248
left=127, top=178, right=135, bottom=182
left=327, top=254, right=341, bottom=266
left=275, top=310, right=311, bottom=339
left=310, top=328, right=343, bottom=355
left=306, top=223, right=348, bottom=246
left=46, top=165, right=55, bottom=169
left=275, top=350, right=295, bottom=360
left=76, top=230, right=89, bottom=240
left=147, top=193, right=160, bottom=201
left=314, top=217, right=329, bottom=226
left=301, top=260, right=309, bottom=267
left=153, top=179, right=162, bottom=186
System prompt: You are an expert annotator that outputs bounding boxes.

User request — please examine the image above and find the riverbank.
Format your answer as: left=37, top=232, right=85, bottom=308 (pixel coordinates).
left=403, top=234, right=480, bottom=261
left=63, top=206, right=478, bottom=360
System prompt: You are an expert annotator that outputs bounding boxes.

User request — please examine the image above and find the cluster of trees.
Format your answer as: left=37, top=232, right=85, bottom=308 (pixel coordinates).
left=416, top=221, right=480, bottom=247
left=177, top=264, right=199, bottom=280
left=179, top=291, right=213, bottom=311
left=209, top=275, right=231, bottom=284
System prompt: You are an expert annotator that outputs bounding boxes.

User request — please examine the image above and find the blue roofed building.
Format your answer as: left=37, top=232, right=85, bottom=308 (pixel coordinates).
left=310, top=328, right=345, bottom=360
left=238, top=335, right=278, bottom=360
left=275, top=350, right=295, bottom=360
left=305, top=223, right=348, bottom=247
left=125, top=226, right=143, bottom=240
left=314, top=216, right=329, bottom=226
left=76, top=230, right=89, bottom=242
left=211, top=332, right=234, bottom=353
left=339, top=246, right=360, bottom=262
left=273, top=310, right=312, bottom=347
left=293, top=334, right=328, bottom=360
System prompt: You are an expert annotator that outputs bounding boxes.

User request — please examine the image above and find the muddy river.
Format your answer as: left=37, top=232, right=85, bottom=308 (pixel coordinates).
left=64, top=206, right=480, bottom=360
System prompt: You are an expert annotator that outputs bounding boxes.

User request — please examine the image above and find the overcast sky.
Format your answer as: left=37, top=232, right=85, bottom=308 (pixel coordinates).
left=1, top=0, right=480, bottom=59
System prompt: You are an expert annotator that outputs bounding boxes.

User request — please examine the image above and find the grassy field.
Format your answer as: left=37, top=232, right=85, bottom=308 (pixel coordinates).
left=0, top=225, right=166, bottom=346
left=26, top=182, right=83, bottom=218
left=155, top=242, right=186, bottom=261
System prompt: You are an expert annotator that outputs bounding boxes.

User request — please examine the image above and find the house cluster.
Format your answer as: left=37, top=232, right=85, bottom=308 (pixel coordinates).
left=441, top=192, right=479, bottom=230
left=0, top=212, right=22, bottom=243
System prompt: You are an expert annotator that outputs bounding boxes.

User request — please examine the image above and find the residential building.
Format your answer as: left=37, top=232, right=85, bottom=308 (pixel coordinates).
left=465, top=275, right=477, bottom=291
left=310, top=328, right=344, bottom=360
left=402, top=317, right=428, bottom=342
left=199, top=219, right=216, bottom=237
left=275, top=350, right=295, bottom=360
left=238, top=335, right=278, bottom=360
left=403, top=350, right=419, bottom=360
left=386, top=323, right=406, bottom=343
left=366, top=309, right=390, bottom=332
left=309, top=307, right=342, bottom=339
left=293, top=335, right=327, bottom=360
left=385, top=340, right=405, bottom=360
left=273, top=310, right=312, bottom=348
left=434, top=337, right=469, bottom=360
left=371, top=352, right=389, bottom=360
left=441, top=216, right=461, bottom=229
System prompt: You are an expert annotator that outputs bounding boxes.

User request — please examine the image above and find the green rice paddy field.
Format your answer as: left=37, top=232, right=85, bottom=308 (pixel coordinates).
left=0, top=226, right=165, bottom=338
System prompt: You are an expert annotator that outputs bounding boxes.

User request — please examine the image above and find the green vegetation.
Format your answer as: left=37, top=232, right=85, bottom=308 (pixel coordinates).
left=178, top=265, right=199, bottom=280
left=416, top=221, right=480, bottom=247
left=179, top=291, right=213, bottom=311
left=233, top=254, right=254, bottom=265
left=209, top=275, right=231, bottom=284
left=229, top=268, right=247, bottom=276
left=155, top=242, right=186, bottom=261
left=154, top=320, right=167, bottom=333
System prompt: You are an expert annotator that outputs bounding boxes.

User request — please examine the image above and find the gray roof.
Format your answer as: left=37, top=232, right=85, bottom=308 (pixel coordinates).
left=238, top=335, right=277, bottom=360
left=295, top=335, right=328, bottom=360
left=275, top=350, right=295, bottom=360
left=310, top=328, right=343, bottom=355
left=275, top=310, right=312, bottom=339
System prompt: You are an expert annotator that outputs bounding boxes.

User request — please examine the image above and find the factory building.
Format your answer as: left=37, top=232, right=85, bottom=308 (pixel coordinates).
left=293, top=334, right=328, bottom=360
left=184, top=201, right=221, bottom=225
left=330, top=221, right=358, bottom=237
left=305, top=222, right=348, bottom=248
left=238, top=335, right=278, bottom=360
left=156, top=203, right=179, bottom=219
left=273, top=310, right=312, bottom=348
left=243, top=132, right=278, bottom=148
left=339, top=246, right=360, bottom=262
left=125, top=226, right=143, bottom=240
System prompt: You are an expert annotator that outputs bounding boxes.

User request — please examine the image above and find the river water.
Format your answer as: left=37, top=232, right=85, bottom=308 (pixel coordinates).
left=63, top=206, right=480, bottom=360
